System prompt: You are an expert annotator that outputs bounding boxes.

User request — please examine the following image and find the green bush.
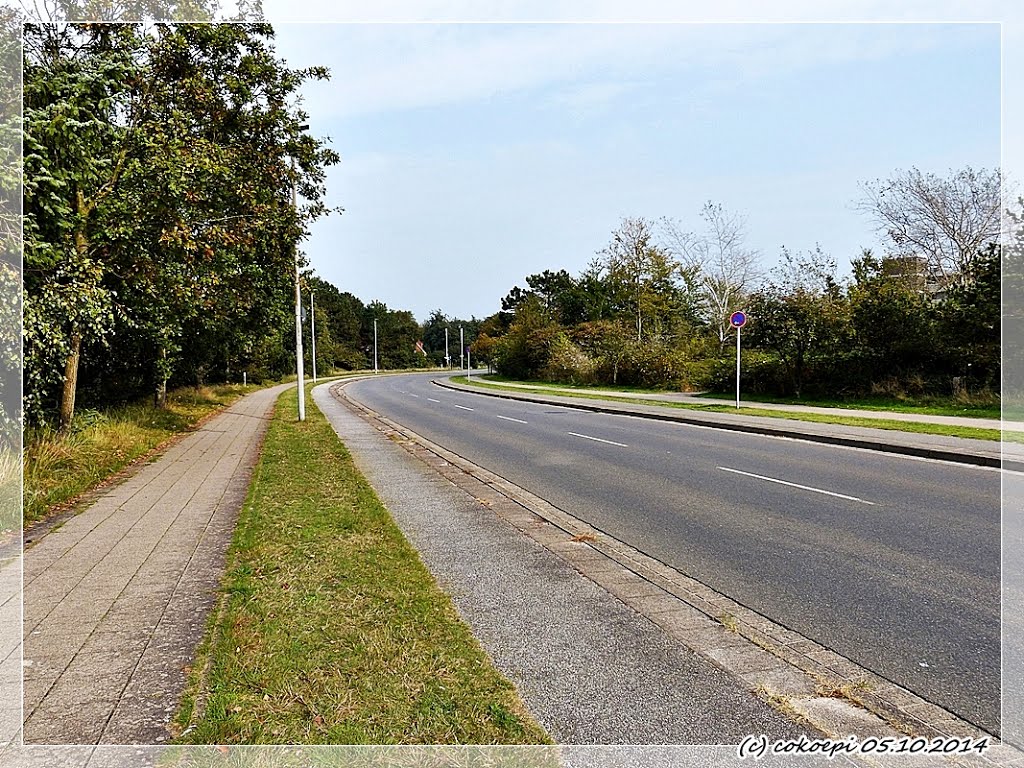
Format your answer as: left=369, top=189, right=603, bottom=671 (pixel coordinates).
left=541, top=336, right=598, bottom=385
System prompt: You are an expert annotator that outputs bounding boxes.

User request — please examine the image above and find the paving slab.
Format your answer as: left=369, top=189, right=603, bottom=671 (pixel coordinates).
left=19, top=383, right=289, bottom=745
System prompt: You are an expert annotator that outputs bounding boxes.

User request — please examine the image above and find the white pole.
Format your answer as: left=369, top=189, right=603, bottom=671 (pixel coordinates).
left=445, top=327, right=450, bottom=368
left=243, top=372, right=246, bottom=387
left=373, top=319, right=378, bottom=374
left=310, top=289, right=317, bottom=383
left=735, top=325, right=741, bottom=409
left=292, top=158, right=305, bottom=422
left=460, top=326, right=464, bottom=372
left=467, top=344, right=471, bottom=379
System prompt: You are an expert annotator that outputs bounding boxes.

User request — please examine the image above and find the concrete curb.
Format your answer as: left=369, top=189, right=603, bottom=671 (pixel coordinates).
left=334, top=379, right=1021, bottom=766
left=435, top=379, right=1017, bottom=472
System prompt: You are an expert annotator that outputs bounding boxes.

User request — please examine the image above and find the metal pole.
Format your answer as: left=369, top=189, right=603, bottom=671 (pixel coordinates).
left=460, top=326, right=464, bottom=372
left=467, top=344, right=471, bottom=379
left=445, top=327, right=449, bottom=369
left=735, top=325, right=741, bottom=409
left=292, top=157, right=305, bottom=422
left=373, top=319, right=378, bottom=374
left=310, top=289, right=317, bottom=384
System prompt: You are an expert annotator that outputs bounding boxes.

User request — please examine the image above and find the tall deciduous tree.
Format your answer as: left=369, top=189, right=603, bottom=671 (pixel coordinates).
left=24, top=23, right=339, bottom=425
left=23, top=24, right=144, bottom=427
left=857, top=166, right=1002, bottom=285
left=598, top=217, right=686, bottom=342
left=660, top=202, right=761, bottom=353
left=747, top=246, right=849, bottom=398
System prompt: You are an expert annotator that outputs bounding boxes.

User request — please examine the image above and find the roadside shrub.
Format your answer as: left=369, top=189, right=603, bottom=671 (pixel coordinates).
left=492, top=324, right=563, bottom=380
left=707, top=351, right=788, bottom=395
left=541, top=336, right=598, bottom=385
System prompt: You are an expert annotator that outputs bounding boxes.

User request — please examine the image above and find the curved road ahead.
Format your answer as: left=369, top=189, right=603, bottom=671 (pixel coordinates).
left=344, top=372, right=1001, bottom=734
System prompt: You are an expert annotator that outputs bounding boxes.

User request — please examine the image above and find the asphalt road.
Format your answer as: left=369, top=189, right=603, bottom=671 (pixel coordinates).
left=345, top=372, right=1002, bottom=735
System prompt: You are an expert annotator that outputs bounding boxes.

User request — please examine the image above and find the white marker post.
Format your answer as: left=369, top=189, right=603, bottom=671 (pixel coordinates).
left=467, top=344, right=471, bottom=380
left=373, top=319, right=378, bottom=374
left=445, top=327, right=450, bottom=369
left=729, top=311, right=748, bottom=409
left=460, top=326, right=464, bottom=372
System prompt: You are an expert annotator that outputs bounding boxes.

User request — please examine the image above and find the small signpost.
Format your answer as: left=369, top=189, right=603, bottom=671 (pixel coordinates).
left=730, top=310, right=747, bottom=409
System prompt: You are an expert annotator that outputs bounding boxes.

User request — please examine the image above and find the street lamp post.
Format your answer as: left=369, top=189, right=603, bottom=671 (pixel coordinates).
left=373, top=319, right=378, bottom=374
left=310, top=289, right=317, bottom=384
left=445, top=327, right=450, bottom=369
left=292, top=150, right=306, bottom=422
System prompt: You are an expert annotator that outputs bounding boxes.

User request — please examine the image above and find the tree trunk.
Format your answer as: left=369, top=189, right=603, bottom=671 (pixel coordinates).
left=59, top=332, right=81, bottom=431
left=61, top=194, right=91, bottom=431
left=154, top=346, right=167, bottom=408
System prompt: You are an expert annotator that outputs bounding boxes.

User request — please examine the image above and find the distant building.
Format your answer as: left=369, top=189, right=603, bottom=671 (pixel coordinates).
left=880, top=254, right=949, bottom=301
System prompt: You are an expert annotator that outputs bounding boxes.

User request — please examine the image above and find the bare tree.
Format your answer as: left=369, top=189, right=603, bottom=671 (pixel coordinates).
left=660, top=202, right=761, bottom=353
left=856, top=166, right=1001, bottom=285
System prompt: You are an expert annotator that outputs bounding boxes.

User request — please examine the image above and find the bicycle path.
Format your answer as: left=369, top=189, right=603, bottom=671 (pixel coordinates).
left=21, top=383, right=289, bottom=744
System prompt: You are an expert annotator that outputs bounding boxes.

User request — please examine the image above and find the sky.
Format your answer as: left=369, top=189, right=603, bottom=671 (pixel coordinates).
left=268, top=20, right=1002, bottom=322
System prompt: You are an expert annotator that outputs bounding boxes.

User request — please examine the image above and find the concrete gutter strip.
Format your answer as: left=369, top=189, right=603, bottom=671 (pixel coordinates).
left=435, top=379, right=1017, bottom=472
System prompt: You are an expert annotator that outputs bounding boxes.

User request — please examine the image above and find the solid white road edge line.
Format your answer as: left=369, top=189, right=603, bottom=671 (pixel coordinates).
left=496, top=414, right=528, bottom=424
left=567, top=431, right=628, bottom=448
left=717, top=466, right=876, bottom=505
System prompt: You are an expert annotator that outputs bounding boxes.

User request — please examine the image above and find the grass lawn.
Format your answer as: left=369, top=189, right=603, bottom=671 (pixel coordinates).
left=174, top=386, right=550, bottom=745
left=699, top=390, right=1001, bottom=420
left=453, top=377, right=1003, bottom=442
left=23, top=382, right=277, bottom=526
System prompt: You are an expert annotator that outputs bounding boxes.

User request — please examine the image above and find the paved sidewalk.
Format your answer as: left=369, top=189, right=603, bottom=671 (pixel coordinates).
left=474, top=379, right=1018, bottom=431
left=21, top=383, right=288, bottom=744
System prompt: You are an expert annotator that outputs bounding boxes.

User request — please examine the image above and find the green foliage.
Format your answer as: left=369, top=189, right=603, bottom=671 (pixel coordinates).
left=745, top=246, right=850, bottom=397
left=23, top=23, right=340, bottom=426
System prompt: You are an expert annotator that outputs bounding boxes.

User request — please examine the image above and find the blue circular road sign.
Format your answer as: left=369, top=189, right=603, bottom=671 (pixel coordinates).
left=729, top=311, right=747, bottom=328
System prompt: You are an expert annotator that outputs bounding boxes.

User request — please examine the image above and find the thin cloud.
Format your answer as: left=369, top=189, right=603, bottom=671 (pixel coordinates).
left=276, top=23, right=992, bottom=123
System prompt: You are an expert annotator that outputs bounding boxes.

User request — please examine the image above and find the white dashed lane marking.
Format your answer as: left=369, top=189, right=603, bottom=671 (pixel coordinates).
left=717, top=466, right=875, bottom=505
left=496, top=415, right=528, bottom=424
left=567, top=432, right=627, bottom=448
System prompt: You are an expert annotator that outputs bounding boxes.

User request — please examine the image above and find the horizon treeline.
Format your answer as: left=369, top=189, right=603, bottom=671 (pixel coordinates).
left=466, top=177, right=1009, bottom=400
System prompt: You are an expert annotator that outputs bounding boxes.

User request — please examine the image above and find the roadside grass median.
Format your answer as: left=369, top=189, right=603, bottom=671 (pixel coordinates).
left=451, top=377, right=1003, bottom=442
left=699, top=390, right=1001, bottom=420
left=23, top=382, right=273, bottom=526
left=173, top=385, right=550, bottom=745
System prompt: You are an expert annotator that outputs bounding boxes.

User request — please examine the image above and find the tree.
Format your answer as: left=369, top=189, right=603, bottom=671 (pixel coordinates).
left=23, top=24, right=144, bottom=427
left=857, top=167, right=1002, bottom=285
left=660, top=202, right=761, bottom=353
left=934, top=244, right=1000, bottom=392
left=23, top=23, right=339, bottom=425
left=572, top=320, right=632, bottom=385
left=598, top=217, right=685, bottom=342
left=848, top=249, right=936, bottom=384
left=746, top=246, right=849, bottom=397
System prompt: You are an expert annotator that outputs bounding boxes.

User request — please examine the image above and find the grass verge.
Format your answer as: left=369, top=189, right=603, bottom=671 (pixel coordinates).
left=173, top=386, right=550, bottom=745
left=451, top=377, right=1003, bottom=442
left=23, top=383, right=271, bottom=526
left=700, top=390, right=1000, bottom=420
